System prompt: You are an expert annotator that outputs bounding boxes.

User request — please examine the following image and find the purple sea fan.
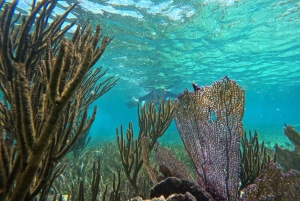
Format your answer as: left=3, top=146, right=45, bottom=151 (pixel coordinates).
left=174, top=77, right=245, bottom=201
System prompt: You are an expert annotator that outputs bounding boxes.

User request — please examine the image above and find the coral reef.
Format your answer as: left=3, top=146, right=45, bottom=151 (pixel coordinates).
left=77, top=161, right=102, bottom=200
left=1, top=1, right=299, bottom=199
left=154, top=143, right=193, bottom=181
left=276, top=124, right=300, bottom=171
left=53, top=143, right=132, bottom=200
left=150, top=177, right=214, bottom=201
left=0, top=0, right=118, bottom=200
left=127, top=80, right=299, bottom=201
left=240, top=130, right=276, bottom=191
left=242, top=162, right=300, bottom=200
left=116, top=100, right=174, bottom=196
left=174, top=77, right=245, bottom=200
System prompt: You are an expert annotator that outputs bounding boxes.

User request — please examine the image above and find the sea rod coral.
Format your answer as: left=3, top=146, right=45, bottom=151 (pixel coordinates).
left=117, top=100, right=174, bottom=197
left=0, top=0, right=119, bottom=200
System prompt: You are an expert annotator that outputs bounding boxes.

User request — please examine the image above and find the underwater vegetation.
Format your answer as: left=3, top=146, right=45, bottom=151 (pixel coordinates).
left=0, top=0, right=300, bottom=201
left=276, top=125, right=300, bottom=172
left=0, top=0, right=119, bottom=200
left=116, top=99, right=174, bottom=196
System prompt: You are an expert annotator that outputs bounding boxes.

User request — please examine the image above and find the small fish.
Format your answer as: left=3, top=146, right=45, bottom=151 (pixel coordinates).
left=192, top=82, right=201, bottom=92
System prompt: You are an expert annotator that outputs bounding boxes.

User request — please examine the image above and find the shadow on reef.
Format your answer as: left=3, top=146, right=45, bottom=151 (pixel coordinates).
left=1, top=0, right=300, bottom=201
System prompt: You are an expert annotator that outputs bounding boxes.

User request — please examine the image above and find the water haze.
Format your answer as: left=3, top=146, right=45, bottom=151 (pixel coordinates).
left=10, top=0, right=300, bottom=148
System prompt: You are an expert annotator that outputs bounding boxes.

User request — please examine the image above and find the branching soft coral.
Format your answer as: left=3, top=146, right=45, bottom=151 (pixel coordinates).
left=276, top=125, right=300, bottom=171
left=242, top=162, right=300, bottom=200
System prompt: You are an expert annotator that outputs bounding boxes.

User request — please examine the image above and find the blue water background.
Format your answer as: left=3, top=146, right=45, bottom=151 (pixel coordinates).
left=85, top=0, right=300, bottom=148
left=7, top=0, right=300, bottom=148
left=91, top=79, right=300, bottom=148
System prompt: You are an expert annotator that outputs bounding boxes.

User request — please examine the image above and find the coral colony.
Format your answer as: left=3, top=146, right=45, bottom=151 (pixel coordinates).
left=0, top=0, right=300, bottom=201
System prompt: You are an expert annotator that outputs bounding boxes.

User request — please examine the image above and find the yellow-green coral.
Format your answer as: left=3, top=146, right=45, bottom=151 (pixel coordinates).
left=0, top=0, right=118, bottom=200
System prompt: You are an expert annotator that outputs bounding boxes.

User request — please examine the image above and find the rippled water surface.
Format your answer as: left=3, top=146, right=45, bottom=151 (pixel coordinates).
left=13, top=0, right=300, bottom=146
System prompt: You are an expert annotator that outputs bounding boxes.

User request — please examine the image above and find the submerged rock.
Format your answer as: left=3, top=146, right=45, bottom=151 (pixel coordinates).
left=276, top=125, right=300, bottom=171
left=150, top=177, right=214, bottom=201
left=165, top=192, right=196, bottom=201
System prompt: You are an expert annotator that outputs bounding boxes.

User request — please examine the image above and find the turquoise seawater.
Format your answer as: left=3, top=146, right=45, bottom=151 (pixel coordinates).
left=12, top=0, right=300, bottom=148
left=86, top=0, right=300, bottom=148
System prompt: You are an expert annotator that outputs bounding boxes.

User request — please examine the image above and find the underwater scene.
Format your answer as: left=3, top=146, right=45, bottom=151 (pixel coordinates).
left=0, top=0, right=300, bottom=200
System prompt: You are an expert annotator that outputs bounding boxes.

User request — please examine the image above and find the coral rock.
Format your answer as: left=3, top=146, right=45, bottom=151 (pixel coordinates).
left=242, top=162, right=300, bottom=200
left=130, top=196, right=144, bottom=201
left=276, top=125, right=300, bottom=171
left=166, top=192, right=196, bottom=201
left=150, top=177, right=214, bottom=201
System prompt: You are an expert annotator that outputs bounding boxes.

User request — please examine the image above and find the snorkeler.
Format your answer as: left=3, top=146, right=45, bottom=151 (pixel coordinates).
left=125, top=88, right=178, bottom=108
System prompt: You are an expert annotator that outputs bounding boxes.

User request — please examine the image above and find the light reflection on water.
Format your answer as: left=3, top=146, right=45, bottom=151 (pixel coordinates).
left=6, top=0, right=300, bottom=146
